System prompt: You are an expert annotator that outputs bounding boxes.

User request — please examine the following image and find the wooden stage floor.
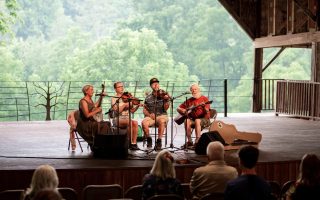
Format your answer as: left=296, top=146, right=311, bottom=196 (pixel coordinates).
left=1, top=113, right=320, bottom=193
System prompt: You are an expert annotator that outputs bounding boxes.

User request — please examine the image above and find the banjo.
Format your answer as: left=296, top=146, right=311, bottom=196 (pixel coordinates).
left=93, top=83, right=105, bottom=122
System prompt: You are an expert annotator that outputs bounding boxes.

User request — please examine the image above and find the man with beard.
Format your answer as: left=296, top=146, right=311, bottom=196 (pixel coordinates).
left=177, top=84, right=211, bottom=148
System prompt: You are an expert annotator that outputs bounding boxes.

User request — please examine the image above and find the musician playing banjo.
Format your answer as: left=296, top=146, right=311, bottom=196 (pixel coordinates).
left=111, top=81, right=141, bottom=150
left=76, top=84, right=111, bottom=149
left=177, top=83, right=211, bottom=148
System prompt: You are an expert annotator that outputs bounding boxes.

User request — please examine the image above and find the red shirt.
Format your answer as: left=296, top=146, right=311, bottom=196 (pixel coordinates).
left=179, top=96, right=211, bottom=119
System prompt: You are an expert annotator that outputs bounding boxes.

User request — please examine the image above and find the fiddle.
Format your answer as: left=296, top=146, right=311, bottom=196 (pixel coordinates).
left=121, top=92, right=141, bottom=105
left=153, top=89, right=171, bottom=101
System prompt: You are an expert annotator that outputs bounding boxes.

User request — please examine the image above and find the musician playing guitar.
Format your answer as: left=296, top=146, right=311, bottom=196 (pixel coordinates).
left=76, top=84, right=111, bottom=149
left=111, top=81, right=141, bottom=150
left=177, top=83, right=211, bottom=148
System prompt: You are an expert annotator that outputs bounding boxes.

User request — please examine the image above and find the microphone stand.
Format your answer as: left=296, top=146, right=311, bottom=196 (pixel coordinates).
left=145, top=90, right=160, bottom=155
left=183, top=96, right=189, bottom=152
left=106, top=94, right=124, bottom=135
left=162, top=92, right=189, bottom=152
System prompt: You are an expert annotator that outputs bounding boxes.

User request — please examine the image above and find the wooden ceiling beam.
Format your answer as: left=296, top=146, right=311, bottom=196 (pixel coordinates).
left=218, top=0, right=255, bottom=39
left=293, top=0, right=317, bottom=22
left=254, top=31, right=320, bottom=48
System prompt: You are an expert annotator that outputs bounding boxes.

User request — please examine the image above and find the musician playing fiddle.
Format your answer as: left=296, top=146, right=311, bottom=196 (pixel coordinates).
left=142, top=77, right=170, bottom=150
left=177, top=83, right=210, bottom=148
left=77, top=84, right=111, bottom=149
left=111, top=81, right=141, bottom=150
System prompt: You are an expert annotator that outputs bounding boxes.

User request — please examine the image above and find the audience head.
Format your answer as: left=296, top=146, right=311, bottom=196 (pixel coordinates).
left=206, top=141, right=224, bottom=161
left=150, top=150, right=176, bottom=180
left=82, top=84, right=93, bottom=96
left=33, top=189, right=62, bottom=200
left=298, top=153, right=320, bottom=186
left=238, top=145, right=259, bottom=169
left=27, top=165, right=59, bottom=197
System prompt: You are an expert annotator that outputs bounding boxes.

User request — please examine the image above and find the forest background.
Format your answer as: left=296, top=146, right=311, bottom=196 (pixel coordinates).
left=0, top=0, right=312, bottom=120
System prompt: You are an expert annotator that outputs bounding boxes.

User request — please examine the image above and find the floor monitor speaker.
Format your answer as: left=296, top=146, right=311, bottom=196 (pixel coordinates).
left=195, top=131, right=226, bottom=155
left=92, top=132, right=128, bottom=159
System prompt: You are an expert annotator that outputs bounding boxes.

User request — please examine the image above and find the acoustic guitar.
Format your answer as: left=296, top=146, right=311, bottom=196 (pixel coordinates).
left=93, top=83, right=105, bottom=122
left=209, top=120, right=262, bottom=145
left=174, top=100, right=212, bottom=125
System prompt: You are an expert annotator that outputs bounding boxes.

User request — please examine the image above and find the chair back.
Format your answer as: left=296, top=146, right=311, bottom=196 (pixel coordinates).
left=267, top=181, right=281, bottom=199
left=209, top=109, right=217, bottom=120
left=147, top=194, right=184, bottom=200
left=0, top=189, right=24, bottom=200
left=199, top=192, right=224, bottom=200
left=58, top=187, right=77, bottom=200
left=82, top=184, right=123, bottom=200
left=124, top=185, right=143, bottom=200
left=280, top=180, right=295, bottom=200
left=181, top=183, right=192, bottom=200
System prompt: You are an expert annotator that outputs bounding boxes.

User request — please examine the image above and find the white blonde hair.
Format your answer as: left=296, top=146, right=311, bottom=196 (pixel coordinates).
left=25, top=165, right=59, bottom=199
left=150, top=150, right=176, bottom=180
left=207, top=141, right=224, bottom=161
left=189, top=83, right=200, bottom=91
left=82, top=84, right=93, bottom=95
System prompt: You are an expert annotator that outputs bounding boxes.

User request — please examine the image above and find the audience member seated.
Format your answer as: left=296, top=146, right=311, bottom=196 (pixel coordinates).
left=141, top=150, right=183, bottom=200
left=190, top=141, right=238, bottom=199
left=286, top=153, right=320, bottom=200
left=224, top=145, right=273, bottom=200
left=21, top=165, right=59, bottom=200
left=33, top=189, right=62, bottom=200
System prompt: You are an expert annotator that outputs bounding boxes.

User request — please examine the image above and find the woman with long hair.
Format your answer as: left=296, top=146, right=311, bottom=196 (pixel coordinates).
left=21, top=165, right=59, bottom=200
left=286, top=153, right=320, bottom=200
left=141, top=150, right=183, bottom=200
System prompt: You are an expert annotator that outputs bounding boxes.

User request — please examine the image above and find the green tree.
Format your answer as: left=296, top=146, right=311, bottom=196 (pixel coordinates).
left=122, top=0, right=252, bottom=81
left=15, top=0, right=62, bottom=39
left=61, top=28, right=198, bottom=83
left=0, top=0, right=19, bottom=41
left=0, top=43, right=23, bottom=81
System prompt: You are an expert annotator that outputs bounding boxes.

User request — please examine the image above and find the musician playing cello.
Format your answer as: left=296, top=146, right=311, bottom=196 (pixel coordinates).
left=77, top=84, right=111, bottom=149
left=111, top=81, right=141, bottom=150
left=177, top=83, right=211, bottom=148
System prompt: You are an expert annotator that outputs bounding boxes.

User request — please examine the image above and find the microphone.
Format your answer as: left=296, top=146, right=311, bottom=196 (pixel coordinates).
left=183, top=91, right=191, bottom=95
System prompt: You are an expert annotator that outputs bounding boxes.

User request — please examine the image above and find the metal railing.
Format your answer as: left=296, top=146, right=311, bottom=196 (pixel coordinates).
left=0, top=80, right=231, bottom=121
left=276, top=80, right=320, bottom=119
left=0, top=79, right=282, bottom=121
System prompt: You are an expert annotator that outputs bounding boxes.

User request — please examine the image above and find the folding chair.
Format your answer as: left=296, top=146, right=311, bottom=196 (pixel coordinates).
left=280, top=180, right=295, bottom=200
left=267, top=180, right=281, bottom=200
left=0, top=189, right=24, bottom=200
left=194, top=108, right=217, bottom=132
left=147, top=194, right=184, bottom=200
left=58, top=187, right=77, bottom=200
left=199, top=192, right=224, bottom=200
left=148, top=124, right=168, bottom=148
left=82, top=184, right=123, bottom=200
left=181, top=183, right=192, bottom=200
left=67, top=110, right=88, bottom=152
left=124, top=185, right=143, bottom=200
left=183, top=109, right=217, bottom=149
